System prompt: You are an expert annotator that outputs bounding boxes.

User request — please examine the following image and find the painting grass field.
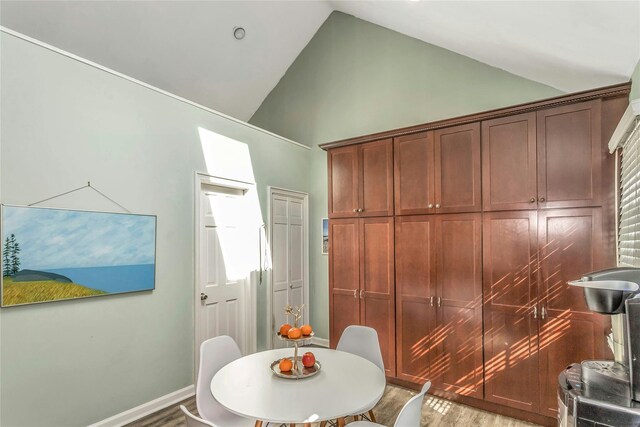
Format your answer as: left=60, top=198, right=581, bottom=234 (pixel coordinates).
left=2, top=277, right=106, bottom=306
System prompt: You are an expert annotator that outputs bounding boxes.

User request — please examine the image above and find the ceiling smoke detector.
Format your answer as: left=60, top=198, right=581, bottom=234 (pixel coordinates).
left=233, top=27, right=246, bottom=40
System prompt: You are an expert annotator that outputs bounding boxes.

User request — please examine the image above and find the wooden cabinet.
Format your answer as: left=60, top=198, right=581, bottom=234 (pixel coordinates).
left=395, top=213, right=482, bottom=397
left=483, top=208, right=610, bottom=416
left=328, top=217, right=396, bottom=377
left=482, top=113, right=537, bottom=211
left=537, top=101, right=602, bottom=209
left=482, top=101, right=602, bottom=212
left=329, top=139, right=393, bottom=218
left=394, top=124, right=481, bottom=215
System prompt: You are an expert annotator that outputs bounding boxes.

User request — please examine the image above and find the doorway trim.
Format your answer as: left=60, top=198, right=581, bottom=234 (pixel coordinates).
left=267, top=186, right=310, bottom=349
left=194, top=172, right=257, bottom=377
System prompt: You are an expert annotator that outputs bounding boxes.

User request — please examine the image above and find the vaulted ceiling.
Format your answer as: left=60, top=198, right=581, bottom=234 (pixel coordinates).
left=1, top=1, right=639, bottom=121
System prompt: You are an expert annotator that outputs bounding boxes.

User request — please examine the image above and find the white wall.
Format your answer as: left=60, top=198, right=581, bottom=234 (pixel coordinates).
left=0, top=32, right=310, bottom=426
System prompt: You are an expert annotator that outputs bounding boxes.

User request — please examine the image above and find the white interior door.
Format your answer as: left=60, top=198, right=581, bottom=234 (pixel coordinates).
left=270, top=189, right=308, bottom=348
left=198, top=186, right=248, bottom=355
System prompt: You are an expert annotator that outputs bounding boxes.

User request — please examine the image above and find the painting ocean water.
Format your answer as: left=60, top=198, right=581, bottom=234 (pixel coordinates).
left=44, top=264, right=155, bottom=294
left=2, top=205, right=156, bottom=306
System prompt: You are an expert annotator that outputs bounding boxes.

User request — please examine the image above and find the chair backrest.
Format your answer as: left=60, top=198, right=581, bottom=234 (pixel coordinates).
left=336, top=325, right=385, bottom=372
left=180, top=405, right=217, bottom=427
left=394, top=381, right=431, bottom=427
left=196, top=335, right=242, bottom=422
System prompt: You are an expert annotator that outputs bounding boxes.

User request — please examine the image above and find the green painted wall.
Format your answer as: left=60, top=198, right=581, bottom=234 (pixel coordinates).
left=631, top=59, right=640, bottom=100
left=250, top=11, right=564, bottom=341
left=0, top=32, right=310, bottom=426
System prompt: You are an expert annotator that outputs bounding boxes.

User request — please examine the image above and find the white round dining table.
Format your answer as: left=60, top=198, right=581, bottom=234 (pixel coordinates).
left=210, top=347, right=386, bottom=426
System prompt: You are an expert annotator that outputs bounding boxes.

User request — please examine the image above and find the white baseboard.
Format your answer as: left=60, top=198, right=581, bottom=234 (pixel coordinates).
left=88, top=385, right=195, bottom=427
left=311, top=337, right=329, bottom=347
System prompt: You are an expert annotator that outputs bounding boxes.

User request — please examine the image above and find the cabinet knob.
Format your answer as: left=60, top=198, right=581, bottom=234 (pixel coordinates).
left=529, top=197, right=536, bottom=203
left=353, top=289, right=358, bottom=299
left=437, top=297, right=442, bottom=307
left=430, top=296, right=434, bottom=306
left=539, top=197, right=546, bottom=203
left=353, top=208, right=358, bottom=212
left=428, top=203, right=434, bottom=209
left=360, top=289, right=366, bottom=299
left=358, top=208, right=364, bottom=212
left=435, top=204, right=441, bottom=209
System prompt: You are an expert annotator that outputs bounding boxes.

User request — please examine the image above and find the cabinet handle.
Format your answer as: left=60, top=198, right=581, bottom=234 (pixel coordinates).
left=539, top=197, right=546, bottom=203
left=360, top=289, right=366, bottom=299
left=428, top=203, right=434, bottom=209
left=435, top=204, right=441, bottom=209
left=353, top=289, right=358, bottom=299
left=430, top=296, right=434, bottom=306
left=437, top=297, right=442, bottom=308
left=529, top=197, right=536, bottom=203
left=533, top=306, right=537, bottom=318
left=541, top=306, right=546, bottom=319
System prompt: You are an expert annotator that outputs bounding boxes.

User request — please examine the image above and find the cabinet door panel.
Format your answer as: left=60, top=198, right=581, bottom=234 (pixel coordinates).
left=433, top=213, right=483, bottom=397
left=538, top=314, right=607, bottom=418
left=435, top=124, right=481, bottom=213
left=328, top=146, right=359, bottom=218
left=394, top=132, right=435, bottom=215
left=538, top=208, right=609, bottom=418
left=360, top=217, right=395, bottom=376
left=483, top=211, right=539, bottom=411
left=360, top=139, right=394, bottom=217
left=329, top=219, right=359, bottom=348
left=395, top=216, right=436, bottom=383
left=538, top=208, right=602, bottom=314
left=484, top=310, right=539, bottom=412
left=537, top=100, right=602, bottom=209
left=482, top=113, right=537, bottom=211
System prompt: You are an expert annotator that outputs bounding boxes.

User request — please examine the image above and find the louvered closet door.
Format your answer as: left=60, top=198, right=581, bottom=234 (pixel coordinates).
left=360, top=217, right=396, bottom=376
left=395, top=215, right=436, bottom=383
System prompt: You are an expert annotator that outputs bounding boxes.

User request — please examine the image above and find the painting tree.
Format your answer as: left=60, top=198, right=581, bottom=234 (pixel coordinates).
left=2, top=237, right=11, bottom=277
left=3, top=234, right=21, bottom=276
left=9, top=234, right=21, bottom=275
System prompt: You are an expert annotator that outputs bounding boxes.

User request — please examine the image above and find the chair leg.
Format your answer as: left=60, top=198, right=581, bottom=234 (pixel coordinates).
left=368, top=410, right=377, bottom=423
left=320, top=421, right=327, bottom=427
left=254, top=422, right=263, bottom=427
left=337, top=418, right=346, bottom=427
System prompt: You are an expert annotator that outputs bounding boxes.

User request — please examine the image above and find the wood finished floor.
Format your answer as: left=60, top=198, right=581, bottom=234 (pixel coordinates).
left=126, top=384, right=539, bottom=427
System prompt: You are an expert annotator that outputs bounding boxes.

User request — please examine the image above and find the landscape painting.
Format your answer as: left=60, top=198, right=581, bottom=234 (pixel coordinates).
left=1, top=205, right=156, bottom=307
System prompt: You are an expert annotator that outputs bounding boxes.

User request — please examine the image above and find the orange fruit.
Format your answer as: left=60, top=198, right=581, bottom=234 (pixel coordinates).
left=287, top=327, right=302, bottom=339
left=279, top=323, right=292, bottom=336
left=279, top=358, right=293, bottom=372
left=300, top=325, right=313, bottom=336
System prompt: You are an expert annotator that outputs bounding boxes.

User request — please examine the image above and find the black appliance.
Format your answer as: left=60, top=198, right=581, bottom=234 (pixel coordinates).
left=558, top=267, right=640, bottom=426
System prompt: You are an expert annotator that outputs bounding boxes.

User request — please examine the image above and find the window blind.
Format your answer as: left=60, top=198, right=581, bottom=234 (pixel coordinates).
left=619, top=118, right=640, bottom=267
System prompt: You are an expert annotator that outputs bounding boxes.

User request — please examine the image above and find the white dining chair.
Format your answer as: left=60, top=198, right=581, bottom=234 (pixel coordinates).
left=196, top=336, right=254, bottom=427
left=180, top=405, right=217, bottom=427
left=349, top=381, right=431, bottom=427
left=336, top=325, right=385, bottom=422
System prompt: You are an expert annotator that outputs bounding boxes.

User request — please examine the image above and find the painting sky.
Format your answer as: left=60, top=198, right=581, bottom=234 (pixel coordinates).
left=2, top=206, right=155, bottom=270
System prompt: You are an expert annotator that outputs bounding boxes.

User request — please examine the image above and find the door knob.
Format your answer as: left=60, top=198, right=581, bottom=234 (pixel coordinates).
left=289, top=284, right=293, bottom=289
left=539, top=197, right=546, bottom=203
left=200, top=293, right=208, bottom=301
left=529, top=197, right=536, bottom=203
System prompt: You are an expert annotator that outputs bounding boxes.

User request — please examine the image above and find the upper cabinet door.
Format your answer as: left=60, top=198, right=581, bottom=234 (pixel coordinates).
left=537, top=100, right=602, bottom=209
left=328, top=146, right=359, bottom=218
left=434, top=124, right=481, bottom=213
left=394, top=132, right=435, bottom=216
left=360, top=139, right=394, bottom=217
left=482, top=113, right=538, bottom=211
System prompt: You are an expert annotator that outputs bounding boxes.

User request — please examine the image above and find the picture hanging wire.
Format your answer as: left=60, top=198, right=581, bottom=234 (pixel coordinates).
left=27, top=181, right=132, bottom=213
